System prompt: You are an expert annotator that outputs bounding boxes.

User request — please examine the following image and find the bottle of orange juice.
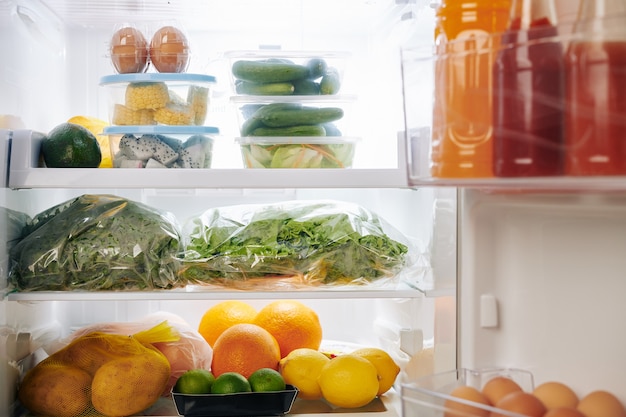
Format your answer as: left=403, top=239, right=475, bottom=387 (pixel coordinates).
left=431, top=0, right=512, bottom=178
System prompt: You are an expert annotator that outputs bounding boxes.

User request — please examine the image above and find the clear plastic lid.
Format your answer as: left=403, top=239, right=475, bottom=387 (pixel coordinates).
left=100, top=73, right=216, bottom=85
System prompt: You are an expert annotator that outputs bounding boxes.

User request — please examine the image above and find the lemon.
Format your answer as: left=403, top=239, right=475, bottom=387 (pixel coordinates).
left=211, top=372, right=251, bottom=394
left=42, top=122, right=102, bottom=168
left=174, top=369, right=215, bottom=394
left=279, top=348, right=330, bottom=400
left=351, top=347, right=400, bottom=396
left=248, top=368, right=286, bottom=392
left=67, top=115, right=112, bottom=168
left=317, top=354, right=379, bottom=408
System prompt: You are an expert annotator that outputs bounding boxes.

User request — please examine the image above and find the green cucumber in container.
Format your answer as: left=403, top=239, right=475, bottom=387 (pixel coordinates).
left=232, top=60, right=310, bottom=83
left=320, top=68, right=341, bottom=95
left=250, top=125, right=326, bottom=137
left=259, top=106, right=344, bottom=127
left=235, top=80, right=295, bottom=95
left=305, top=58, right=328, bottom=79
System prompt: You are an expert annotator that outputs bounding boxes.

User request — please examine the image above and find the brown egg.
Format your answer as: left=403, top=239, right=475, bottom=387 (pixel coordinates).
left=491, top=391, right=547, bottom=417
left=482, top=376, right=523, bottom=406
left=149, top=26, right=190, bottom=73
left=110, top=27, right=148, bottom=73
left=533, top=381, right=579, bottom=410
left=444, top=385, right=491, bottom=417
left=544, top=407, right=586, bottom=417
left=577, top=390, right=626, bottom=417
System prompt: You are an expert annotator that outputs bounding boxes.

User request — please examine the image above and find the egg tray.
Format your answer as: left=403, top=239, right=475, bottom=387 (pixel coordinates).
left=401, top=368, right=535, bottom=417
left=171, top=385, right=299, bottom=416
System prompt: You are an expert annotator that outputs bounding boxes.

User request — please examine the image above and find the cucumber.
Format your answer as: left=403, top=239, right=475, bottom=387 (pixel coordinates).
left=320, top=68, right=341, bottom=95
left=250, top=125, right=327, bottom=137
left=293, top=79, right=321, bottom=95
left=232, top=60, right=310, bottom=83
left=259, top=106, right=344, bottom=127
left=235, top=80, right=295, bottom=95
left=322, top=123, right=343, bottom=136
left=240, top=102, right=303, bottom=136
left=306, top=58, right=328, bottom=79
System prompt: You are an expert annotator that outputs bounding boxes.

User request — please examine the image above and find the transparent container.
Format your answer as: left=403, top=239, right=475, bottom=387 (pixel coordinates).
left=99, top=73, right=216, bottom=126
left=236, top=136, right=359, bottom=169
left=401, top=368, right=535, bottom=417
left=231, top=95, right=356, bottom=139
left=105, top=125, right=219, bottom=168
left=225, top=50, right=350, bottom=96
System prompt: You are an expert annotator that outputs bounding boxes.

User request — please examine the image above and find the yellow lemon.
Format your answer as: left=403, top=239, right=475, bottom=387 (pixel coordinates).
left=351, top=347, right=401, bottom=396
left=67, top=115, right=112, bottom=168
left=279, top=348, right=330, bottom=400
left=317, top=354, right=379, bottom=408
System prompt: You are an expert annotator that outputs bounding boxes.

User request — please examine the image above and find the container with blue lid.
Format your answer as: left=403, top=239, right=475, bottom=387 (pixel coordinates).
left=103, top=125, right=219, bottom=169
left=99, top=73, right=217, bottom=127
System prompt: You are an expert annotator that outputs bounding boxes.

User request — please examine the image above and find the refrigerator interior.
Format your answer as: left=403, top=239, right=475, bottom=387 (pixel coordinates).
left=2, top=0, right=626, bottom=416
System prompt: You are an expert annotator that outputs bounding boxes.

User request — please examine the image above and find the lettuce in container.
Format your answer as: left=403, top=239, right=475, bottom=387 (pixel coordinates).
left=179, top=200, right=414, bottom=288
left=9, top=194, right=184, bottom=291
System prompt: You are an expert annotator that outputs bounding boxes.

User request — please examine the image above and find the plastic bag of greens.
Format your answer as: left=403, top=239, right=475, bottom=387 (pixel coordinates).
left=179, top=200, right=414, bottom=288
left=9, top=194, right=184, bottom=291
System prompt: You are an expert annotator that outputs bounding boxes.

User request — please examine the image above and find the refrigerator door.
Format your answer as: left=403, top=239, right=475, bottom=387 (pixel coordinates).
left=458, top=189, right=626, bottom=402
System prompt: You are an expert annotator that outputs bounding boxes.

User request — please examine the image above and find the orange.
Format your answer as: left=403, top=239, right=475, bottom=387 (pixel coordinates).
left=254, top=300, right=323, bottom=358
left=211, top=323, right=281, bottom=378
left=198, top=301, right=258, bottom=347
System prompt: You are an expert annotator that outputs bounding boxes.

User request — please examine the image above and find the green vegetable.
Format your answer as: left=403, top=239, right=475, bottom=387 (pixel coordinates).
left=239, top=102, right=302, bottom=136
left=293, top=79, right=321, bottom=95
left=180, top=201, right=409, bottom=285
left=41, top=122, right=102, bottom=168
left=9, top=194, right=184, bottom=291
left=232, top=60, right=310, bottom=83
left=320, top=68, right=341, bottom=95
left=235, top=80, right=295, bottom=95
left=305, top=58, right=328, bottom=79
left=240, top=142, right=355, bottom=168
left=259, top=106, right=344, bottom=127
left=250, top=125, right=326, bottom=137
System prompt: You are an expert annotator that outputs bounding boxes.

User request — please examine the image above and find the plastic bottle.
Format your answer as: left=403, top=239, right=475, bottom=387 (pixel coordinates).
left=492, top=0, right=565, bottom=177
left=565, top=0, right=626, bottom=176
left=431, top=0, right=512, bottom=178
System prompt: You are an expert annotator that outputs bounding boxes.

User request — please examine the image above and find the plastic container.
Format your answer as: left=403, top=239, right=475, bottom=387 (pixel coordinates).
left=225, top=50, right=350, bottom=96
left=236, top=136, right=359, bottom=169
left=565, top=1, right=626, bottom=175
left=99, top=73, right=216, bottom=126
left=401, top=368, right=535, bottom=417
left=231, top=95, right=356, bottom=139
left=105, top=125, right=218, bottom=168
left=492, top=0, right=565, bottom=177
left=171, top=385, right=299, bottom=417
left=431, top=0, right=512, bottom=178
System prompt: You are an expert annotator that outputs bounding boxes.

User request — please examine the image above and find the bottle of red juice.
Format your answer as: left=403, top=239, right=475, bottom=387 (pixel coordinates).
left=565, top=0, right=626, bottom=176
left=492, top=0, right=565, bottom=177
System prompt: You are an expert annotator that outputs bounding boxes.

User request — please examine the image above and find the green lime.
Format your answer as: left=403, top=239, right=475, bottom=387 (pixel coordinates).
left=210, top=372, right=252, bottom=394
left=173, top=369, right=215, bottom=394
left=42, top=122, right=102, bottom=168
left=248, top=368, right=286, bottom=392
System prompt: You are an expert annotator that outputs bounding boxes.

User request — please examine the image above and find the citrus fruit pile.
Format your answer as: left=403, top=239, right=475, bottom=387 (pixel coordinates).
left=174, top=367, right=286, bottom=395
left=195, top=299, right=401, bottom=408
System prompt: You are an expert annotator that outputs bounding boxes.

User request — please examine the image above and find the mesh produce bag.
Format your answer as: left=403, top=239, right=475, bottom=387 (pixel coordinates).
left=8, top=194, right=184, bottom=291
left=179, top=200, right=413, bottom=289
left=18, top=321, right=179, bottom=417
left=67, top=312, right=213, bottom=396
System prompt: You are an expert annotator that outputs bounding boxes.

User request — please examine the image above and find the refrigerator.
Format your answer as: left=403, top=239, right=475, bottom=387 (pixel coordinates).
left=1, top=0, right=624, bottom=416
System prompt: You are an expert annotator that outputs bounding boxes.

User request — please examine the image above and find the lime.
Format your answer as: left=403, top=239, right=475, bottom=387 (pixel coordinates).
left=211, top=372, right=252, bottom=394
left=42, top=122, right=102, bottom=168
left=248, top=368, right=286, bottom=392
left=173, top=369, right=215, bottom=394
